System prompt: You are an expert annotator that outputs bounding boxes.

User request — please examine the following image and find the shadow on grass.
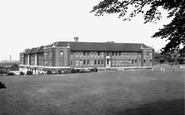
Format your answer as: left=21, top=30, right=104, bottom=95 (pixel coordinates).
left=114, top=99, right=184, bottom=115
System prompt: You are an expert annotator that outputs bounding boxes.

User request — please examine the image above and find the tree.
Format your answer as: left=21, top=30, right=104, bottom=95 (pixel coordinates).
left=91, top=0, right=185, bottom=54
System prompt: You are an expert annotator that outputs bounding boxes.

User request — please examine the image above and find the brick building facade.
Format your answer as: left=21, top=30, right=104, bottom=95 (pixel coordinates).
left=19, top=40, right=154, bottom=74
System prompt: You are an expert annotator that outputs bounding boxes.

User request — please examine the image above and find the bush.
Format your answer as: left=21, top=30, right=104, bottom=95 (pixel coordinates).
left=26, top=71, right=33, bottom=75
left=90, top=68, right=98, bottom=72
left=7, top=72, right=15, bottom=76
left=20, top=71, right=25, bottom=75
left=70, top=68, right=80, bottom=73
left=0, top=82, right=6, bottom=89
left=0, top=69, right=7, bottom=74
left=46, top=70, right=52, bottom=74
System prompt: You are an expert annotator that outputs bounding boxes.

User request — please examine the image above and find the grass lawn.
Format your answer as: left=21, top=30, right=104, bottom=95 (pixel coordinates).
left=0, top=67, right=184, bottom=115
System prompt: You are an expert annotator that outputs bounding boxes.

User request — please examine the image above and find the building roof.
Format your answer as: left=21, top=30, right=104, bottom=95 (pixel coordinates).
left=30, top=47, right=39, bottom=54
left=37, top=46, right=44, bottom=53
left=23, top=41, right=152, bottom=54
left=25, top=49, right=32, bottom=54
left=55, top=41, right=150, bottom=52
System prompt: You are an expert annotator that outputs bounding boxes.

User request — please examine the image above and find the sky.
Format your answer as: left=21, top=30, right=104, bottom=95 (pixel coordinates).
left=0, top=0, right=171, bottom=61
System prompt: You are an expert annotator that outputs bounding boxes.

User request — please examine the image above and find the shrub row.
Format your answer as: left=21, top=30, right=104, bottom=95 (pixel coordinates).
left=3, top=68, right=98, bottom=76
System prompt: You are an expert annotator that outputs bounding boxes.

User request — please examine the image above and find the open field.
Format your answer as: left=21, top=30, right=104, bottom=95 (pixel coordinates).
left=0, top=67, right=184, bottom=115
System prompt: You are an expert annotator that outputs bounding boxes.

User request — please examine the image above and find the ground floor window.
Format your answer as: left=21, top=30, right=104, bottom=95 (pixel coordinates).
left=91, top=60, right=94, bottom=66
left=83, top=60, right=86, bottom=65
left=101, top=60, right=104, bottom=65
left=87, top=59, right=90, bottom=65
left=94, top=60, right=97, bottom=65
left=98, top=60, right=100, bottom=65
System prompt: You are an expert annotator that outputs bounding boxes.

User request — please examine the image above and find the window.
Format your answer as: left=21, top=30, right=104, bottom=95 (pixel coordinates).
left=129, top=59, right=131, bottom=63
left=49, top=52, right=52, bottom=58
left=71, top=60, right=73, bottom=66
left=119, top=59, right=122, bottom=65
left=76, top=60, right=79, bottom=66
left=94, top=60, right=97, bottom=65
left=119, top=52, right=121, bottom=56
left=135, top=59, right=137, bottom=63
left=147, top=52, right=149, bottom=56
left=98, top=60, right=100, bottom=64
left=44, top=52, right=48, bottom=56
left=91, top=60, right=94, bottom=65
left=106, top=52, right=109, bottom=56
left=80, top=52, right=83, bottom=57
left=83, top=60, right=86, bottom=65
left=60, top=51, right=63, bottom=57
left=132, top=59, right=134, bottom=64
left=144, top=59, right=146, bottom=63
left=150, top=59, right=152, bottom=62
left=87, top=59, right=89, bottom=65
left=80, top=59, right=83, bottom=66
left=98, top=52, right=100, bottom=56
left=112, top=60, right=115, bottom=65
left=116, top=60, right=119, bottom=65
left=101, top=52, right=104, bottom=57
left=101, top=60, right=104, bottom=64
left=83, top=52, right=86, bottom=56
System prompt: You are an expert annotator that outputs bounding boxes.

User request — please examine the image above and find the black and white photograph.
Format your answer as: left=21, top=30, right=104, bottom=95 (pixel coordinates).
left=0, top=0, right=184, bottom=115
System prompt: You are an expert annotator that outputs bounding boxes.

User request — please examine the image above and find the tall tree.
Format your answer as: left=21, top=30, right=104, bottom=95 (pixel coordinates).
left=91, top=0, right=185, bottom=54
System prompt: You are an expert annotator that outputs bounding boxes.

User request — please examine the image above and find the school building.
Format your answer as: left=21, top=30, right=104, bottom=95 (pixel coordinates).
left=19, top=39, right=154, bottom=74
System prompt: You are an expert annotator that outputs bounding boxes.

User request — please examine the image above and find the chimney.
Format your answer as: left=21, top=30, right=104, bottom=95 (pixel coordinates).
left=74, top=36, right=79, bottom=42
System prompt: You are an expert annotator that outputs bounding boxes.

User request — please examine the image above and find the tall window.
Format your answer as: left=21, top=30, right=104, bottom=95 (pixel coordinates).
left=94, top=60, right=97, bottom=65
left=60, top=51, right=63, bottom=57
left=80, top=59, right=83, bottom=66
left=119, top=59, right=122, bottom=65
left=147, top=52, right=149, bottom=56
left=98, top=60, right=100, bottom=64
left=132, top=59, right=134, bottom=64
left=98, top=52, right=100, bottom=56
left=119, top=52, right=121, bottom=56
left=76, top=60, right=79, bottom=66
left=91, top=60, right=94, bottom=65
left=112, top=60, right=115, bottom=65
left=49, top=52, right=52, bottom=59
left=101, top=60, right=104, bottom=65
left=83, top=60, right=86, bottom=65
left=135, top=59, right=137, bottom=63
left=87, top=59, right=89, bottom=65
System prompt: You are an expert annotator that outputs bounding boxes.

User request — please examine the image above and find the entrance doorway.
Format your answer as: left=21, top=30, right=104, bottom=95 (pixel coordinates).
left=106, top=56, right=111, bottom=68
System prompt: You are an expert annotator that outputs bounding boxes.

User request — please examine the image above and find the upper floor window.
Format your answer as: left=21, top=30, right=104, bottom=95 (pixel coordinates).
left=98, top=52, right=100, bottom=56
left=87, top=52, right=89, bottom=56
left=49, top=52, right=52, bottom=58
left=146, top=52, right=149, bottom=56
